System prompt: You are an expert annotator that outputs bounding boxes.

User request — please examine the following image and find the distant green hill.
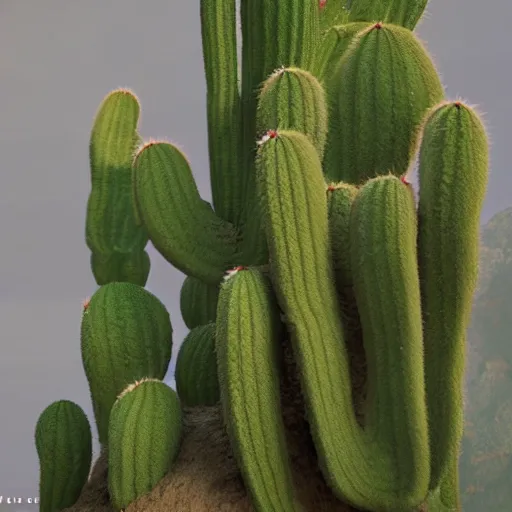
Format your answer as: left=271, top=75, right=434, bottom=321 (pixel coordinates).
left=461, top=207, right=512, bottom=511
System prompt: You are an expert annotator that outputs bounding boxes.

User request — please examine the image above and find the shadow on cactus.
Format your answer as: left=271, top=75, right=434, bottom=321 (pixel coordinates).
left=35, top=1, right=490, bottom=511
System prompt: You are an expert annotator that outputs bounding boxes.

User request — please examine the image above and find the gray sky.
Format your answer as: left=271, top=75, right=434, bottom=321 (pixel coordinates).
left=1, top=0, right=510, bottom=504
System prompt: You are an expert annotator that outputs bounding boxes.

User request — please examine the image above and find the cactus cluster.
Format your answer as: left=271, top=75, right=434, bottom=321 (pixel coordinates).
left=35, top=1, right=490, bottom=511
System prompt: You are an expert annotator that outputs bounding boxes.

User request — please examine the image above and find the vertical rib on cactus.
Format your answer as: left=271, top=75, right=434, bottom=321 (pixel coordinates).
left=81, top=282, right=173, bottom=444
left=35, top=400, right=92, bottom=512
left=323, top=22, right=444, bottom=184
left=216, top=267, right=299, bottom=512
left=132, top=141, right=242, bottom=284
left=200, top=0, right=244, bottom=225
left=417, top=101, right=489, bottom=490
left=256, top=66, right=328, bottom=159
left=108, top=378, right=182, bottom=511
left=86, top=89, right=147, bottom=254
left=256, top=130, right=428, bottom=511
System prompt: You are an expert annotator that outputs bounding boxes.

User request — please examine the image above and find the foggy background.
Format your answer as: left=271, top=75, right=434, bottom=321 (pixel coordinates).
left=0, top=0, right=509, bottom=505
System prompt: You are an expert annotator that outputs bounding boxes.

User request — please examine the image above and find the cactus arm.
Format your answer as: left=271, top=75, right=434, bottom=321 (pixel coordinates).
left=180, top=276, right=220, bottom=329
left=240, top=0, right=319, bottom=227
left=175, top=323, right=220, bottom=406
left=200, top=0, right=244, bottom=225
left=133, top=141, right=242, bottom=284
left=417, top=101, right=489, bottom=489
left=256, top=67, right=328, bottom=160
left=86, top=89, right=147, bottom=254
left=256, top=129, right=429, bottom=511
left=91, top=249, right=150, bottom=287
left=216, top=267, right=300, bottom=512
left=108, top=378, right=182, bottom=511
left=81, top=282, right=173, bottom=444
left=313, top=22, right=371, bottom=84
left=35, top=400, right=92, bottom=512
left=323, top=23, right=444, bottom=184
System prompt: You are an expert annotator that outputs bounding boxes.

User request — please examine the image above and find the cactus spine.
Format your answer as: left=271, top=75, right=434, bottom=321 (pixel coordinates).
left=108, top=378, right=182, bottom=511
left=38, top=1, right=491, bottom=511
left=35, top=400, right=92, bottom=512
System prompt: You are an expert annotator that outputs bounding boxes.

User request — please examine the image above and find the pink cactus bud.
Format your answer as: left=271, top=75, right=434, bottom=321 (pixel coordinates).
left=319, top=0, right=327, bottom=9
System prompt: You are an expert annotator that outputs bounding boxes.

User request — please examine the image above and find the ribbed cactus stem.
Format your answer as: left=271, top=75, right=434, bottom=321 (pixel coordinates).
left=132, top=141, right=242, bottom=284
left=418, top=101, right=489, bottom=490
left=216, top=267, right=299, bottom=511
left=323, top=22, right=444, bottom=183
left=35, top=400, right=92, bottom=512
left=257, top=129, right=429, bottom=511
left=200, top=0, right=244, bottom=225
left=256, top=66, right=328, bottom=159
left=108, top=378, right=182, bottom=511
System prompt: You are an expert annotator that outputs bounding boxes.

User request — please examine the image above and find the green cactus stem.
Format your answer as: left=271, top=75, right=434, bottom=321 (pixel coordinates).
left=323, top=22, right=444, bottom=184
left=179, top=276, right=220, bottom=329
left=313, top=22, right=371, bottom=84
left=90, top=249, right=150, bottom=287
left=418, top=101, right=490, bottom=490
left=256, top=66, right=328, bottom=159
left=108, top=378, right=183, bottom=511
left=80, top=282, right=172, bottom=444
left=35, top=400, right=92, bottom=512
left=348, top=0, right=428, bottom=30
left=200, top=0, right=243, bottom=225
left=132, top=141, right=242, bottom=284
left=86, top=88, right=147, bottom=256
left=257, top=129, right=428, bottom=511
left=216, top=266, right=299, bottom=511
left=175, top=323, right=220, bottom=407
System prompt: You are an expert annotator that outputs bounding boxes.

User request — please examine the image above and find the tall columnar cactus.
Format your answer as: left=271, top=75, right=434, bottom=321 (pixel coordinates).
left=35, top=400, right=92, bottom=512
left=38, top=1, right=491, bottom=511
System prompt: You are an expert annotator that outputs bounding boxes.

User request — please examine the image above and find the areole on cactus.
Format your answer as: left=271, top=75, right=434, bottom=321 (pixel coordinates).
left=35, top=1, right=490, bottom=511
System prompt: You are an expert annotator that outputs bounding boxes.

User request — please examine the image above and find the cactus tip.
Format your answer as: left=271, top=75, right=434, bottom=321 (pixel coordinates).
left=373, top=22, right=383, bottom=30
left=400, top=175, right=410, bottom=185
left=223, top=266, right=247, bottom=282
left=82, top=297, right=90, bottom=311
left=319, top=0, right=327, bottom=9
left=257, top=129, right=279, bottom=146
left=454, top=101, right=462, bottom=109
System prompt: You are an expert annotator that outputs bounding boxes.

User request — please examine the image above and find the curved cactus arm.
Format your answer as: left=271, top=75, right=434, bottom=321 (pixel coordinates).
left=256, top=129, right=429, bottom=511
left=216, top=266, right=301, bottom=512
left=108, top=378, right=182, bottom=511
left=35, top=400, right=92, bottom=512
left=133, top=141, right=242, bottom=284
left=200, top=0, right=244, bottom=226
left=86, top=89, right=148, bottom=254
left=323, top=23, right=444, bottom=184
left=418, top=101, right=489, bottom=490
